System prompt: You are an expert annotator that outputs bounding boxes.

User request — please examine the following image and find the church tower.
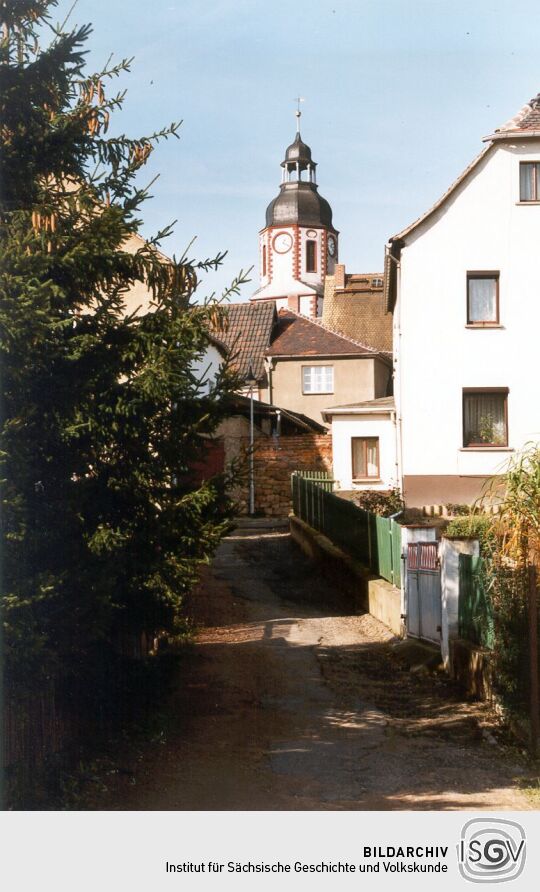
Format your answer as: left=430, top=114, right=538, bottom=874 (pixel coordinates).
left=251, top=112, right=338, bottom=318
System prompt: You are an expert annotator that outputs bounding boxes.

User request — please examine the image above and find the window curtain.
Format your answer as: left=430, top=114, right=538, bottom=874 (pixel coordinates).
left=303, top=366, right=333, bottom=393
left=366, top=439, right=378, bottom=476
left=468, top=278, right=497, bottom=322
left=464, top=393, right=506, bottom=445
left=520, top=163, right=540, bottom=200
left=352, top=438, right=379, bottom=477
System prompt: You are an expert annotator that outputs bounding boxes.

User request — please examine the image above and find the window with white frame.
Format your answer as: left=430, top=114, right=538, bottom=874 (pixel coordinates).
left=302, top=365, right=334, bottom=394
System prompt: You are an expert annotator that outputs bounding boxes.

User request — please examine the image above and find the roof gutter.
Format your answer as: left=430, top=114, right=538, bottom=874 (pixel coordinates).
left=384, top=241, right=401, bottom=313
left=483, top=130, right=540, bottom=142
left=321, top=405, right=395, bottom=422
left=266, top=351, right=382, bottom=361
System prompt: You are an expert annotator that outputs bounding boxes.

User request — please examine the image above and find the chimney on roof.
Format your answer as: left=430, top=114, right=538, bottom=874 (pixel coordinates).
left=334, top=263, right=346, bottom=289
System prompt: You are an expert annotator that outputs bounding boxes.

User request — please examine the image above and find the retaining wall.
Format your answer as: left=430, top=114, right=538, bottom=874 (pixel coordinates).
left=289, top=514, right=402, bottom=635
left=240, top=434, right=333, bottom=516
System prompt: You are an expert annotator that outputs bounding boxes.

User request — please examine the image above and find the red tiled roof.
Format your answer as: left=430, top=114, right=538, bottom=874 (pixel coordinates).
left=488, top=93, right=540, bottom=138
left=267, top=310, right=381, bottom=358
left=211, top=301, right=276, bottom=382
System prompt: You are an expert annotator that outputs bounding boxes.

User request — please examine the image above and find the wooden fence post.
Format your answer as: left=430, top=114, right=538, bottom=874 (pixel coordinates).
left=529, top=565, right=539, bottom=758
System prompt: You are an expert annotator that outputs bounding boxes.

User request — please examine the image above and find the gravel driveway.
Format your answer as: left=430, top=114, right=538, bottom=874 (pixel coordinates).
left=94, top=521, right=533, bottom=810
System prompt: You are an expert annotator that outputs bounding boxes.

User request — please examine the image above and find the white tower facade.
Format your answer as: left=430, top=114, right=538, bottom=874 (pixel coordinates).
left=251, top=129, right=338, bottom=318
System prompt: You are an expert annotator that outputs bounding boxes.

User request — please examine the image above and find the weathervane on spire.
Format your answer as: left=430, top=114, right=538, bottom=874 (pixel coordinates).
left=294, top=96, right=304, bottom=132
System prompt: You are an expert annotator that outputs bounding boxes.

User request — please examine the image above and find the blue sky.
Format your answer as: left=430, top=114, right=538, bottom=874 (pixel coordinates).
left=68, top=0, right=540, bottom=302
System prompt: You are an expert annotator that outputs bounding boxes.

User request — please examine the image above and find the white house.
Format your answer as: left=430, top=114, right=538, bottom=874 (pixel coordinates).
left=189, top=336, right=227, bottom=395
left=322, top=397, right=398, bottom=491
left=382, top=93, right=540, bottom=508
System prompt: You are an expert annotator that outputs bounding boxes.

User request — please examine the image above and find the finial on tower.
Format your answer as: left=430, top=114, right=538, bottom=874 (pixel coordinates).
left=294, top=96, right=304, bottom=132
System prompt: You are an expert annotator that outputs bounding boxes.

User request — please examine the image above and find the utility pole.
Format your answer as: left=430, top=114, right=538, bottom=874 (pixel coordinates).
left=245, top=362, right=257, bottom=516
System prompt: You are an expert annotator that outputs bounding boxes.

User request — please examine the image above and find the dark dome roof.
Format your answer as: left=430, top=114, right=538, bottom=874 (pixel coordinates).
left=265, top=182, right=333, bottom=228
left=284, top=132, right=312, bottom=165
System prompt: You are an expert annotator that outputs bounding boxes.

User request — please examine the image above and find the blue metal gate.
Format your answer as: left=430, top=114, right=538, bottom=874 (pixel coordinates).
left=406, top=542, right=442, bottom=645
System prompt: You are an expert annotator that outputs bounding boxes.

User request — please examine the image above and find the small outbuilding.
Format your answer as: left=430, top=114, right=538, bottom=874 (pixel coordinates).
left=322, top=396, right=398, bottom=491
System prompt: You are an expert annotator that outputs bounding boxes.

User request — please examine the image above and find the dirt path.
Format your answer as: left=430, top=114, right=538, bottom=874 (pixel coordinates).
left=95, top=521, right=533, bottom=810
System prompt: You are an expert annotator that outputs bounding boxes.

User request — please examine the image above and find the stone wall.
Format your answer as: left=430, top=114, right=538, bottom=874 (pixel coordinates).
left=212, top=417, right=332, bottom=517
left=252, top=433, right=333, bottom=516
left=240, top=433, right=333, bottom=516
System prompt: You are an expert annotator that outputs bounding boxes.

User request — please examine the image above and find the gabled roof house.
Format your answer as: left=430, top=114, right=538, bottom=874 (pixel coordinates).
left=213, top=302, right=392, bottom=427
left=345, top=91, right=540, bottom=507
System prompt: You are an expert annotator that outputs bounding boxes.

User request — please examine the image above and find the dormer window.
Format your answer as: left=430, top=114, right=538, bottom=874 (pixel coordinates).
left=519, top=162, right=540, bottom=201
left=306, top=240, right=317, bottom=273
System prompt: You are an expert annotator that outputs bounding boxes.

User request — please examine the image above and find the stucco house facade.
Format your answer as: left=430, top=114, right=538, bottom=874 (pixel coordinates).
left=264, top=309, right=391, bottom=425
left=213, top=302, right=392, bottom=427
left=322, top=397, right=398, bottom=491
left=384, top=93, right=540, bottom=507
left=323, top=93, right=540, bottom=505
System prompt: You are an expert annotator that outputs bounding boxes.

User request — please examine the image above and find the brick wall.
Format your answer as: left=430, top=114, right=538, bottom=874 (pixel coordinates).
left=237, top=433, right=333, bottom=516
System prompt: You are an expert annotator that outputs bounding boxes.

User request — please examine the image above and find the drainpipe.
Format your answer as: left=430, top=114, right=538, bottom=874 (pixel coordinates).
left=245, top=361, right=257, bottom=516
left=392, top=409, right=399, bottom=490
left=264, top=356, right=274, bottom=406
left=396, top=312, right=404, bottom=499
left=385, top=242, right=403, bottom=496
left=249, top=384, right=255, bottom=515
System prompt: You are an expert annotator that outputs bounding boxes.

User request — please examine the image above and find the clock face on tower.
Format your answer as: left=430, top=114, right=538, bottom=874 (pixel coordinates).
left=327, top=235, right=337, bottom=258
left=273, top=231, right=293, bottom=254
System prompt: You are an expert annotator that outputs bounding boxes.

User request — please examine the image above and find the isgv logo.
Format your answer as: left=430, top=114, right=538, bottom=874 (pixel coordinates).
left=458, top=818, right=526, bottom=883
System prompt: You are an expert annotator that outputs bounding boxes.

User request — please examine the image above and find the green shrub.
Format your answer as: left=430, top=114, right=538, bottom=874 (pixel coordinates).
left=445, top=515, right=496, bottom=553
left=446, top=502, right=473, bottom=516
left=352, top=488, right=404, bottom=517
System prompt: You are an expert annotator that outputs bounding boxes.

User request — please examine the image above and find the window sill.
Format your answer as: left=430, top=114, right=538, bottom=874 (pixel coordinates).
left=302, top=392, right=334, bottom=396
left=459, top=447, right=514, bottom=452
left=352, top=478, right=382, bottom=484
left=516, top=201, right=540, bottom=205
left=465, top=323, right=504, bottom=329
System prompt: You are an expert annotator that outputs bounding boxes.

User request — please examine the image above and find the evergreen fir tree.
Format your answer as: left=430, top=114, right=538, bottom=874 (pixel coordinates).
left=0, top=0, right=244, bottom=704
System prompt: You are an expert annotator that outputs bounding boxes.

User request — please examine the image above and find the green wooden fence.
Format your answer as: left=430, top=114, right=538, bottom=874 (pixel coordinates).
left=291, top=473, right=401, bottom=587
left=292, top=469, right=336, bottom=492
left=458, top=554, right=495, bottom=649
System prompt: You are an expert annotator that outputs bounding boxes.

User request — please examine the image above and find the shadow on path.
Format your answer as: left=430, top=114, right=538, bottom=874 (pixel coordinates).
left=91, top=525, right=532, bottom=811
